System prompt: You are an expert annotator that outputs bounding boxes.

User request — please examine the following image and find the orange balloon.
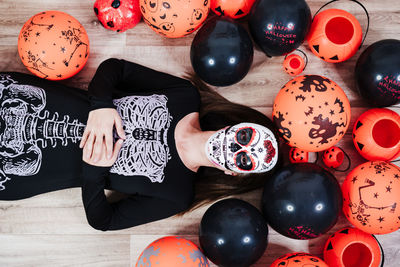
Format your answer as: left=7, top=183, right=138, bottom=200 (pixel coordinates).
left=211, top=0, right=256, bottom=19
left=18, top=11, right=90, bottom=80
left=139, top=0, right=210, bottom=38
left=283, top=54, right=305, bottom=76
left=342, top=161, right=400, bottom=235
left=307, top=9, right=362, bottom=63
left=270, top=252, right=328, bottom=267
left=136, top=236, right=209, bottom=267
left=353, top=108, right=400, bottom=161
left=323, top=227, right=383, bottom=267
left=272, top=75, right=351, bottom=152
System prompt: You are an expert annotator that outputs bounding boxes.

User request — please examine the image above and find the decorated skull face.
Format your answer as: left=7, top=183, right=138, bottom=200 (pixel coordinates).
left=206, top=123, right=278, bottom=173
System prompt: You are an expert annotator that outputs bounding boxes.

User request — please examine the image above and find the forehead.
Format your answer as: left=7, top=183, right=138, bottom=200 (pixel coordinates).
left=229, top=123, right=264, bottom=133
left=228, top=124, right=265, bottom=140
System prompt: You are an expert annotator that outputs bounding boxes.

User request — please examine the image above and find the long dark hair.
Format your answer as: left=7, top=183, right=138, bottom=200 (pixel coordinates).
left=183, top=74, right=282, bottom=212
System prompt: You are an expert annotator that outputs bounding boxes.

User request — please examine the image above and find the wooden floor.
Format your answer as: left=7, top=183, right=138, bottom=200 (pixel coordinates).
left=0, top=0, right=399, bottom=266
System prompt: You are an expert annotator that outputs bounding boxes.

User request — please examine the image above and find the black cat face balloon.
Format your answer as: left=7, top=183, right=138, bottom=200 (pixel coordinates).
left=199, top=198, right=268, bottom=267
left=190, top=17, right=254, bottom=86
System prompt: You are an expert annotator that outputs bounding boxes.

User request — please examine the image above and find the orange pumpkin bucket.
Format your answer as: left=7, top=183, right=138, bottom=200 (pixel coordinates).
left=270, top=252, right=329, bottom=267
left=307, top=0, right=369, bottom=63
left=283, top=50, right=308, bottom=76
left=139, top=0, right=210, bottom=38
left=289, top=147, right=309, bottom=163
left=353, top=108, right=400, bottom=161
left=342, top=161, right=400, bottom=235
left=136, top=236, right=209, bottom=266
left=18, top=11, right=89, bottom=80
left=323, top=227, right=384, bottom=267
left=322, top=146, right=344, bottom=168
left=322, top=146, right=351, bottom=171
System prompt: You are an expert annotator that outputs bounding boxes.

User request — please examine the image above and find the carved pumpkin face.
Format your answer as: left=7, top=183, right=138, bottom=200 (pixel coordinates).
left=136, top=236, right=209, bottom=266
left=323, top=227, right=383, bottom=267
left=18, top=11, right=89, bottom=80
left=353, top=108, right=400, bottom=161
left=322, top=146, right=344, bottom=168
left=342, top=161, right=400, bottom=235
left=211, top=0, right=256, bottom=19
left=140, top=0, right=210, bottom=38
left=307, top=9, right=362, bottom=63
left=272, top=75, right=351, bottom=152
left=289, top=147, right=308, bottom=163
left=270, top=252, right=328, bottom=267
left=94, top=0, right=142, bottom=32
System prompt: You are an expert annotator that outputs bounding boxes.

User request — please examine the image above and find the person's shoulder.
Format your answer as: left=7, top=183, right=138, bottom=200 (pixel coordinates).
left=174, top=193, right=194, bottom=211
left=1, top=71, right=31, bottom=78
left=167, top=177, right=195, bottom=210
left=179, top=81, right=200, bottom=100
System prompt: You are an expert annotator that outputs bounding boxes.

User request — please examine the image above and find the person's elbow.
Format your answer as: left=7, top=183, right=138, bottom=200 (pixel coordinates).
left=98, top=58, right=121, bottom=70
left=86, top=217, right=111, bottom=232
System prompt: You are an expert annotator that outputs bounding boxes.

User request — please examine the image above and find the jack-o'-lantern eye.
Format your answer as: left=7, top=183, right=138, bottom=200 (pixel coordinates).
left=236, top=128, right=254, bottom=146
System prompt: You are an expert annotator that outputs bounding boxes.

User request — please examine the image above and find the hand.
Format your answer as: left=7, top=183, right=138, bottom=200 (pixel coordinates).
left=82, top=139, right=124, bottom=167
left=80, top=108, right=126, bottom=162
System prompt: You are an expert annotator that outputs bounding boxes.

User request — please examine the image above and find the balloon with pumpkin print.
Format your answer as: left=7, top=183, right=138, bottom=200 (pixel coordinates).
left=211, top=0, right=256, bottom=19
left=270, top=252, right=329, bottom=267
left=272, top=75, right=351, bottom=152
left=18, top=11, right=89, bottom=80
left=139, top=0, right=210, bottom=38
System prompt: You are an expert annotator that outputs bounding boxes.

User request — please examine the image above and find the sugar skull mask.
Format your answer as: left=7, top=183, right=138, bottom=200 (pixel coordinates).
left=206, top=123, right=278, bottom=173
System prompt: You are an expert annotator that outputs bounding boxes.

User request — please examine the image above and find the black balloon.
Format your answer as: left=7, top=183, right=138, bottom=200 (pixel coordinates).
left=199, top=198, right=268, bottom=267
left=262, top=163, right=342, bottom=240
left=248, top=0, right=311, bottom=57
left=190, top=17, right=254, bottom=86
left=355, top=39, right=400, bottom=107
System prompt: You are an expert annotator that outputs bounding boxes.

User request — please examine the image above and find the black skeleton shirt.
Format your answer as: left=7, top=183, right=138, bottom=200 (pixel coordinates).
left=0, top=59, right=200, bottom=231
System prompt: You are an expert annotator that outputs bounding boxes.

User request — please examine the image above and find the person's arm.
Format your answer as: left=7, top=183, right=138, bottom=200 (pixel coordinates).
left=88, top=58, right=192, bottom=111
left=81, top=162, right=187, bottom=231
left=81, top=136, right=188, bottom=231
left=82, top=58, right=193, bottom=159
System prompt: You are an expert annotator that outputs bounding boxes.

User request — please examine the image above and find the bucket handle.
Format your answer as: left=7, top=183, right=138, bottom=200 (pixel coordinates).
left=313, top=0, right=370, bottom=50
left=333, top=148, right=351, bottom=172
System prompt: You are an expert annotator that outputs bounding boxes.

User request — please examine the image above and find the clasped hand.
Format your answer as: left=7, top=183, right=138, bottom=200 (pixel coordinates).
left=80, top=108, right=126, bottom=167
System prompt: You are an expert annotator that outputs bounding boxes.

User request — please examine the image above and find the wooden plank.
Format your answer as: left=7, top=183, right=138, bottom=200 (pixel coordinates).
left=0, top=0, right=399, bottom=266
left=0, top=234, right=130, bottom=267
